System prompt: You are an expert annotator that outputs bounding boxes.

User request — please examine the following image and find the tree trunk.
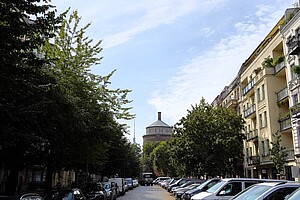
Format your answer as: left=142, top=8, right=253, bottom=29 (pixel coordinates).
left=4, top=169, right=18, bottom=196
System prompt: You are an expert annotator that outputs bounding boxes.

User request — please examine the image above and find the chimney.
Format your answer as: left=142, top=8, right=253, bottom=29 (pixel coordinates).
left=158, top=112, right=161, bottom=121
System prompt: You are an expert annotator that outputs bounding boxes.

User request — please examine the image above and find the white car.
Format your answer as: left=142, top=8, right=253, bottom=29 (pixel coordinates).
left=230, top=182, right=300, bottom=200
left=191, top=178, right=285, bottom=200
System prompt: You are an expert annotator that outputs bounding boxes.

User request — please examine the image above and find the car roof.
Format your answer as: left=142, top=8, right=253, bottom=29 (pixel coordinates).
left=253, top=182, right=286, bottom=187
left=221, top=178, right=287, bottom=182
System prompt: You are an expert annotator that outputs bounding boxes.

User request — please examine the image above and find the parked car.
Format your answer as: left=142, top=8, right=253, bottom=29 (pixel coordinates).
left=230, top=181, right=300, bottom=200
left=0, top=193, right=43, bottom=200
left=109, top=178, right=125, bottom=196
left=181, top=178, right=220, bottom=200
left=285, top=186, right=300, bottom=199
left=164, top=178, right=180, bottom=190
left=160, top=178, right=173, bottom=188
left=171, top=179, right=204, bottom=193
left=102, top=182, right=117, bottom=200
left=173, top=183, right=201, bottom=199
left=191, top=178, right=286, bottom=200
left=133, top=179, right=139, bottom=187
left=168, top=178, right=201, bottom=192
left=85, top=182, right=107, bottom=200
left=44, top=188, right=86, bottom=200
left=153, top=177, right=171, bottom=185
left=124, top=178, right=134, bottom=190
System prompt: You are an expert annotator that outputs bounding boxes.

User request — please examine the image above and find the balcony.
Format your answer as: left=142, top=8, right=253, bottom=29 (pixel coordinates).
left=286, top=34, right=300, bottom=55
left=279, top=116, right=291, bottom=131
left=291, top=103, right=300, bottom=117
left=247, top=155, right=260, bottom=165
left=246, top=129, right=258, bottom=141
left=242, top=79, right=254, bottom=96
left=277, top=87, right=288, bottom=103
left=244, top=104, right=256, bottom=118
left=283, top=149, right=295, bottom=161
left=225, top=97, right=238, bottom=109
left=274, top=61, right=285, bottom=75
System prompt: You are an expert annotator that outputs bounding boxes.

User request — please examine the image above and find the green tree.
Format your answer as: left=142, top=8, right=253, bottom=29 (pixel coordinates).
left=141, top=142, right=159, bottom=173
left=172, top=98, right=245, bottom=177
left=42, top=10, right=134, bottom=189
left=270, top=131, right=288, bottom=176
left=151, top=141, right=176, bottom=177
left=0, top=0, right=59, bottom=195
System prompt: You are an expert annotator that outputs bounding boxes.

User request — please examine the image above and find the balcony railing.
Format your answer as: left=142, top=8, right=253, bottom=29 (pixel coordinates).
left=277, top=87, right=288, bottom=102
left=279, top=116, right=291, bottom=131
left=283, top=149, right=295, bottom=161
left=287, top=34, right=300, bottom=55
left=244, top=104, right=256, bottom=118
left=247, top=155, right=260, bottom=165
left=242, top=79, right=254, bottom=96
left=246, top=129, right=258, bottom=141
left=226, top=97, right=238, bottom=108
left=274, top=61, right=285, bottom=74
left=291, top=103, right=300, bottom=116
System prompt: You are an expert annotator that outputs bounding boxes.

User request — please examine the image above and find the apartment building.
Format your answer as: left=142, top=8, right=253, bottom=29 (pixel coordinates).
left=214, top=8, right=300, bottom=180
left=281, top=8, right=300, bottom=175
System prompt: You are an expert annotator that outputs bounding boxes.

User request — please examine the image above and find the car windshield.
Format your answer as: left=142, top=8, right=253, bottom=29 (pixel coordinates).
left=231, top=185, right=272, bottom=200
left=206, top=180, right=224, bottom=193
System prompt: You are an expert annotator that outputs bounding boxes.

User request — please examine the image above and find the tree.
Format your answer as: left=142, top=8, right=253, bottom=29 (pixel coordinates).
left=172, top=98, right=245, bottom=177
left=0, top=0, right=59, bottom=195
left=42, top=10, right=134, bottom=190
left=141, top=142, right=159, bottom=173
left=270, top=131, right=288, bottom=177
left=151, top=141, right=176, bottom=177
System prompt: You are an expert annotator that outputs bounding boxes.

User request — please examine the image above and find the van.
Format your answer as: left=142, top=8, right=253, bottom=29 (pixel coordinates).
left=191, top=178, right=285, bottom=200
left=108, top=178, right=125, bottom=196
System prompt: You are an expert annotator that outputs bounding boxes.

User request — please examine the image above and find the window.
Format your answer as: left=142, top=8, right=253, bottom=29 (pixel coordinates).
left=259, top=114, right=263, bottom=128
left=292, top=94, right=298, bottom=106
left=257, top=88, right=261, bottom=101
left=218, top=182, right=242, bottom=196
left=262, top=141, right=265, bottom=156
left=265, top=187, right=298, bottom=200
left=264, top=111, right=268, bottom=127
left=291, top=64, right=297, bottom=79
left=262, top=140, right=269, bottom=156
left=261, top=84, right=265, bottom=100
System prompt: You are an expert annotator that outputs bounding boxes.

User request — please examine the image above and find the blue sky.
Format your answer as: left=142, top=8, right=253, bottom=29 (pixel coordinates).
left=51, top=0, right=296, bottom=146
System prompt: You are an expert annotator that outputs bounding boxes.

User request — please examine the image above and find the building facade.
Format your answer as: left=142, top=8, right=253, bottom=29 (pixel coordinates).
left=214, top=7, right=300, bottom=180
left=143, top=112, right=172, bottom=145
left=282, top=7, right=300, bottom=178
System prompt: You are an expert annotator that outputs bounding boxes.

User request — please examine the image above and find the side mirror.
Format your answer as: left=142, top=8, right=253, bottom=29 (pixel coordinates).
left=20, top=193, right=43, bottom=200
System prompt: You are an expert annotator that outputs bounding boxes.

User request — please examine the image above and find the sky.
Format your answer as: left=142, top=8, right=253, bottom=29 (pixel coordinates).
left=51, top=0, right=297, bottom=146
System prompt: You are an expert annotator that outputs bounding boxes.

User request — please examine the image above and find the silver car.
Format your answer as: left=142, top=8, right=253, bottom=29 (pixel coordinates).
left=230, top=182, right=300, bottom=200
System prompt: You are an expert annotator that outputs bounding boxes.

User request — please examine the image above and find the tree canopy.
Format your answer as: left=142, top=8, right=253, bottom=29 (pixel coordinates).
left=0, top=1, right=137, bottom=195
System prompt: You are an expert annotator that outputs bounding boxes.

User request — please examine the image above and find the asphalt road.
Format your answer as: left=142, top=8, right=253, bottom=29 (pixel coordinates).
left=117, top=185, right=175, bottom=200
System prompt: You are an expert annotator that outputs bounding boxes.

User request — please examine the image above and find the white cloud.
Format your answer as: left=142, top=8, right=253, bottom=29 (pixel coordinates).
left=102, top=0, right=226, bottom=48
left=148, top=3, right=286, bottom=124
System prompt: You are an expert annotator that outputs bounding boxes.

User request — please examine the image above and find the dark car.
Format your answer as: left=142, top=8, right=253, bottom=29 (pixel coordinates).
left=101, top=182, right=117, bottom=200
left=85, top=183, right=107, bottom=200
left=0, top=193, right=43, bottom=200
left=44, top=188, right=86, bottom=200
left=181, top=178, right=220, bottom=200
left=167, top=178, right=200, bottom=192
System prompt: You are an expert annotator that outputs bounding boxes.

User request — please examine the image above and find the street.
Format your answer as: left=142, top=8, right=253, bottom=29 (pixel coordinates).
left=118, top=185, right=175, bottom=200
